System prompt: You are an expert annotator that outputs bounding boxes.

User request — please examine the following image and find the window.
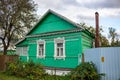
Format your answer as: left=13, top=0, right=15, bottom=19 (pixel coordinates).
left=16, top=47, right=28, bottom=56
left=54, top=38, right=65, bottom=59
left=57, top=43, right=63, bottom=56
left=16, top=47, right=21, bottom=56
left=37, top=40, right=45, bottom=58
left=23, top=47, right=28, bottom=56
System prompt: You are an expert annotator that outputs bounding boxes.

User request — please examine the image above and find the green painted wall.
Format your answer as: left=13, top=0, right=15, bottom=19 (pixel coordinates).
left=81, top=32, right=94, bottom=52
left=17, top=31, right=94, bottom=68
left=17, top=32, right=93, bottom=69
left=20, top=56, right=28, bottom=61
left=28, top=13, right=76, bottom=35
left=27, top=32, right=82, bottom=68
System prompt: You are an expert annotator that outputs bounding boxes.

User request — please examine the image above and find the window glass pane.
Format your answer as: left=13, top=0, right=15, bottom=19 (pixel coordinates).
left=57, top=43, right=63, bottom=47
left=61, top=48, right=63, bottom=56
left=39, top=50, right=41, bottom=55
left=23, top=47, right=27, bottom=55
left=57, top=48, right=59, bottom=56
left=39, top=44, right=43, bottom=48
left=16, top=48, right=21, bottom=55
left=42, top=48, right=44, bottom=56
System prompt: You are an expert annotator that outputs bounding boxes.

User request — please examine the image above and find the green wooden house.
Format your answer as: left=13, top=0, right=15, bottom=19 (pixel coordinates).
left=16, top=9, right=94, bottom=75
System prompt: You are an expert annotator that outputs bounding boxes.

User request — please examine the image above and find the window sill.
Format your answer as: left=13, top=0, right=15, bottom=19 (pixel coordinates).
left=54, top=56, right=66, bottom=60
left=37, top=56, right=45, bottom=59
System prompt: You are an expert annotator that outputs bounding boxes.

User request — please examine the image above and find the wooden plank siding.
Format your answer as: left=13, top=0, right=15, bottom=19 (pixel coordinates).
left=19, top=32, right=82, bottom=68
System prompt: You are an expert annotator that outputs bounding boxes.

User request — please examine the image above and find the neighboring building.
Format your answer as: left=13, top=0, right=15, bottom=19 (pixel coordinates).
left=15, top=9, right=94, bottom=75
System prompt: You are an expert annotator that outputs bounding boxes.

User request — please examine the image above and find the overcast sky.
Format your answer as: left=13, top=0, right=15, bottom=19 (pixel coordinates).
left=33, top=0, right=120, bottom=37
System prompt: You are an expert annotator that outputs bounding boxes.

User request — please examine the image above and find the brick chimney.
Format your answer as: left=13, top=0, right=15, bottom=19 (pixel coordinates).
left=95, top=12, right=99, bottom=47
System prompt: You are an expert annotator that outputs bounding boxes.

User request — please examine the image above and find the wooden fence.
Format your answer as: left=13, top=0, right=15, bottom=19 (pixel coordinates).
left=0, top=55, right=19, bottom=71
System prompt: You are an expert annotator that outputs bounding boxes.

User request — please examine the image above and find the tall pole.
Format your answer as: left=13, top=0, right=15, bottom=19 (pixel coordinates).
left=95, top=12, right=99, bottom=48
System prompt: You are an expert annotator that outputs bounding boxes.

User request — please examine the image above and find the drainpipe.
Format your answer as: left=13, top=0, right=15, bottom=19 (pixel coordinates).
left=95, top=12, right=99, bottom=48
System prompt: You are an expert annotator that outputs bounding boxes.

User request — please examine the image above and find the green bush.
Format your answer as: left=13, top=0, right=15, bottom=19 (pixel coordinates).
left=43, top=75, right=70, bottom=80
left=69, top=62, right=104, bottom=80
left=6, top=60, right=46, bottom=80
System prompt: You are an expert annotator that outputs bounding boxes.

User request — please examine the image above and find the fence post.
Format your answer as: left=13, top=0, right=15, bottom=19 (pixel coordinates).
left=82, top=53, right=84, bottom=63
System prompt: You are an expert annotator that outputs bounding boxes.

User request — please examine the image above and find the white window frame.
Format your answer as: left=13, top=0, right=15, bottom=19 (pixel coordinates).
left=37, top=40, right=46, bottom=58
left=54, top=38, right=66, bottom=59
left=16, top=47, right=28, bottom=56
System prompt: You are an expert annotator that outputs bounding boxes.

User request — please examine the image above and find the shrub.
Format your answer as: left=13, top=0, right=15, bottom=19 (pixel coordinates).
left=6, top=59, right=46, bottom=80
left=69, top=62, right=104, bottom=80
left=43, top=75, right=71, bottom=80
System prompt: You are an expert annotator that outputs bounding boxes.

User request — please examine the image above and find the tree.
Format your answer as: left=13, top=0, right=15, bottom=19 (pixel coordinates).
left=80, top=23, right=109, bottom=47
left=108, top=27, right=116, bottom=46
left=108, top=27, right=120, bottom=46
left=0, top=0, right=37, bottom=55
left=80, top=23, right=95, bottom=34
left=100, top=35, right=109, bottom=47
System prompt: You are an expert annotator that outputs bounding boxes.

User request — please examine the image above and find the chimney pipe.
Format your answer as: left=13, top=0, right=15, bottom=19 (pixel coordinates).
left=95, top=12, right=99, bottom=48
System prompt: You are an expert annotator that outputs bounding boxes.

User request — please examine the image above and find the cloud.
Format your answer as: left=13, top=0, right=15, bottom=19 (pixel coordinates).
left=34, top=0, right=65, bottom=10
left=34, top=0, right=120, bottom=19
left=34, top=0, right=120, bottom=9
left=98, top=8, right=120, bottom=18
left=116, top=30, right=120, bottom=36
left=101, top=0, right=120, bottom=8
left=62, top=0, right=78, bottom=5
left=75, top=0, right=120, bottom=8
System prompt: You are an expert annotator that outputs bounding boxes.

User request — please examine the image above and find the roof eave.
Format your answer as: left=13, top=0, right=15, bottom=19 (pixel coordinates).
left=26, top=28, right=83, bottom=38
left=15, top=38, right=25, bottom=46
left=82, top=29, right=95, bottom=38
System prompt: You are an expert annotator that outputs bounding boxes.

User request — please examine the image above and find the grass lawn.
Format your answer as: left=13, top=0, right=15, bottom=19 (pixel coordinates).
left=0, top=72, right=26, bottom=80
left=0, top=72, right=70, bottom=80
